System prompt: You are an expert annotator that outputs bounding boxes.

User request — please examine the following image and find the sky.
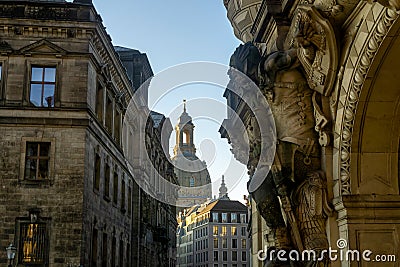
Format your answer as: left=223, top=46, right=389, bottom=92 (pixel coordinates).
left=94, top=1, right=248, bottom=203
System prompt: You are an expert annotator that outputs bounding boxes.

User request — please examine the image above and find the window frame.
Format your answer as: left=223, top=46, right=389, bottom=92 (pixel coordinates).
left=15, top=211, right=51, bottom=266
left=212, top=212, right=219, bottom=223
left=240, top=214, right=247, bottom=223
left=0, top=60, right=6, bottom=105
left=113, top=168, right=119, bottom=206
left=19, top=137, right=55, bottom=186
left=222, top=213, right=228, bottom=223
left=28, top=65, right=58, bottom=108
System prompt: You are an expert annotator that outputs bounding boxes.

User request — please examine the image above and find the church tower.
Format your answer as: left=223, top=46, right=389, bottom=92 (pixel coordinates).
left=218, top=175, right=229, bottom=199
left=172, top=100, right=212, bottom=208
left=173, top=100, right=196, bottom=158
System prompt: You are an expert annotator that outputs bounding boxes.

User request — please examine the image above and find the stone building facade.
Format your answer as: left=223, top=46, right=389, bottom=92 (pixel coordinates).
left=221, top=0, right=400, bottom=266
left=0, top=0, right=177, bottom=266
left=172, top=102, right=212, bottom=209
left=176, top=182, right=250, bottom=267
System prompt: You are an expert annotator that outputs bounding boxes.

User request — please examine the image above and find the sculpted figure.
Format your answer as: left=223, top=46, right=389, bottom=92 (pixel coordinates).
left=230, top=41, right=331, bottom=266
left=368, top=0, right=400, bottom=10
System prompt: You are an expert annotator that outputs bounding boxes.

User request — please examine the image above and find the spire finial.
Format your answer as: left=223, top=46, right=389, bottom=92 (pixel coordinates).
left=219, top=175, right=229, bottom=199
left=183, top=99, right=187, bottom=113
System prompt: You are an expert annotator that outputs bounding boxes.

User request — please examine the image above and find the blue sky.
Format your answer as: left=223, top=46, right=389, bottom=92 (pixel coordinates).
left=95, top=1, right=248, bottom=202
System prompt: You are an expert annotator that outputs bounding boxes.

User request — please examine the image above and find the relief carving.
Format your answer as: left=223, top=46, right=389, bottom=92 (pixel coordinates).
left=229, top=5, right=338, bottom=266
left=368, top=0, right=400, bottom=11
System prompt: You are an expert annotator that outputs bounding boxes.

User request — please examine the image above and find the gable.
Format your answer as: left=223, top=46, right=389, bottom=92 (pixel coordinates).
left=18, top=39, right=68, bottom=56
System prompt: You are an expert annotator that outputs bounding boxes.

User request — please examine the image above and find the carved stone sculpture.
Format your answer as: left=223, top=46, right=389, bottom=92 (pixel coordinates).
left=229, top=5, right=338, bottom=266
left=368, top=0, right=400, bottom=11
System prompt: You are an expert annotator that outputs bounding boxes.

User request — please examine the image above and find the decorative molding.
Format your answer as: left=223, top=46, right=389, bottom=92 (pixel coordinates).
left=18, top=38, right=67, bottom=56
left=337, top=7, right=399, bottom=195
left=368, top=0, right=400, bottom=11
left=0, top=25, right=92, bottom=40
left=0, top=4, right=90, bottom=21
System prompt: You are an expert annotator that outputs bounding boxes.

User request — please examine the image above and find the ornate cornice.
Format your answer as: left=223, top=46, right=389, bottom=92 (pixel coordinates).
left=337, top=7, right=399, bottom=195
left=0, top=2, right=93, bottom=22
left=0, top=24, right=93, bottom=40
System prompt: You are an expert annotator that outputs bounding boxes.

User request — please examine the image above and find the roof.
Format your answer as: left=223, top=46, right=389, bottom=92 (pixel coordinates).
left=198, top=199, right=247, bottom=215
left=114, top=46, right=140, bottom=54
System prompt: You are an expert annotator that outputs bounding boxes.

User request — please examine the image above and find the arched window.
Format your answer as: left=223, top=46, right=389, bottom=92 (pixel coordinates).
left=183, top=131, right=190, bottom=144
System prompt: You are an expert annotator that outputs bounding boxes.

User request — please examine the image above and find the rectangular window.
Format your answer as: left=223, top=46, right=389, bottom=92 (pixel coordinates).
left=212, top=212, right=219, bottom=222
left=105, top=95, right=113, bottom=133
left=119, top=240, right=123, bottom=267
left=0, top=63, right=2, bottom=99
left=232, top=251, right=237, bottom=261
left=30, top=66, right=56, bottom=107
left=114, top=109, right=121, bottom=144
left=126, top=243, right=131, bottom=267
left=242, top=251, right=247, bottom=261
left=94, top=154, right=101, bottom=191
left=213, top=226, right=219, bottom=235
left=231, top=213, right=237, bottom=223
left=221, top=226, right=227, bottom=236
left=96, top=83, right=104, bottom=121
left=102, top=233, right=107, bottom=267
left=111, top=236, right=116, bottom=266
left=213, top=238, right=218, bottom=249
left=240, top=214, right=247, bottom=223
left=91, top=228, right=98, bottom=266
left=222, top=213, right=227, bottom=223
left=213, top=251, right=218, bottom=261
left=223, top=251, right=227, bottom=261
left=241, top=239, right=247, bottom=249
left=121, top=179, right=126, bottom=212
left=104, top=164, right=110, bottom=198
left=232, top=239, right=237, bottom=249
left=222, top=238, right=227, bottom=248
left=231, top=226, right=237, bottom=236
left=19, top=222, right=49, bottom=264
left=241, top=227, right=246, bottom=236
left=113, top=171, right=118, bottom=205
left=128, top=186, right=132, bottom=216
left=24, top=142, right=50, bottom=180
left=126, top=243, right=130, bottom=267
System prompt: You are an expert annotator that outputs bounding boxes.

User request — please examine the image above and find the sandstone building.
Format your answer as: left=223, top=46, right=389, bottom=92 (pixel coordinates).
left=172, top=102, right=212, bottom=209
left=221, top=0, right=400, bottom=266
left=0, top=0, right=177, bottom=266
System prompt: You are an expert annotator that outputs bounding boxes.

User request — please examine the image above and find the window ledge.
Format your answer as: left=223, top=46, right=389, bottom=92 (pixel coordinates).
left=19, top=179, right=52, bottom=188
